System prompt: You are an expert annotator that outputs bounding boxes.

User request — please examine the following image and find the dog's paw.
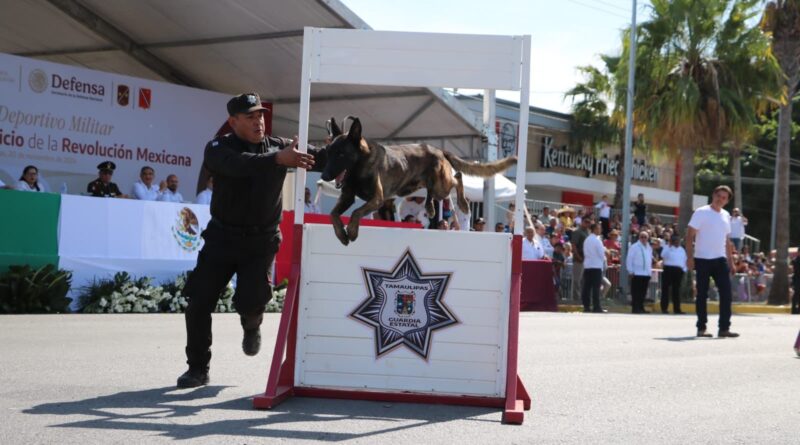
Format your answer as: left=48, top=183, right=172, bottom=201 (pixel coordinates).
left=333, top=226, right=349, bottom=246
left=346, top=225, right=359, bottom=242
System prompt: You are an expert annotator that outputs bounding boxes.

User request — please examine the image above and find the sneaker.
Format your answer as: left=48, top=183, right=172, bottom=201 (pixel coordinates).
left=177, top=368, right=209, bottom=388
left=242, top=328, right=261, bottom=356
left=717, top=330, right=740, bottom=338
left=696, top=329, right=713, bottom=338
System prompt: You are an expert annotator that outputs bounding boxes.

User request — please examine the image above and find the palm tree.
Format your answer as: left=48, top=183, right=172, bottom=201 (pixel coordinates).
left=761, top=0, right=800, bottom=305
left=630, top=0, right=780, bottom=232
left=564, top=58, right=627, bottom=210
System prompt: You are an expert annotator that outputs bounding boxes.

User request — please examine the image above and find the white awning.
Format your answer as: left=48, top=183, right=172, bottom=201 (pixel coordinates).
left=0, top=0, right=481, bottom=152
left=317, top=173, right=519, bottom=203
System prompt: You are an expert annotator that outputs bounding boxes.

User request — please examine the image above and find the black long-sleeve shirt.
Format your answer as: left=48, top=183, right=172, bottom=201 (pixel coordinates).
left=203, top=133, right=326, bottom=228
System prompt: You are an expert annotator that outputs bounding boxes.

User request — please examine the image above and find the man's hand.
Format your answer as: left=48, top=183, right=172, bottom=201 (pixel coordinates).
left=159, top=180, right=167, bottom=192
left=275, top=137, right=315, bottom=169
left=686, top=257, right=694, bottom=271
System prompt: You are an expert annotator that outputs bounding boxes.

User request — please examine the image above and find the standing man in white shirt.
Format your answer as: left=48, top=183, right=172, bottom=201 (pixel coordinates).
left=686, top=185, right=738, bottom=338
left=660, top=234, right=687, bottom=314
left=582, top=222, right=607, bottom=312
left=157, top=174, right=184, bottom=203
left=595, top=195, right=612, bottom=237
left=131, top=166, right=162, bottom=200
left=195, top=176, right=213, bottom=205
left=729, top=208, right=747, bottom=252
left=522, top=226, right=545, bottom=260
left=627, top=230, right=653, bottom=314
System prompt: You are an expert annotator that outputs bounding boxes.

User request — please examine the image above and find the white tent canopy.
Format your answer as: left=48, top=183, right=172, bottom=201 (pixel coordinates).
left=316, top=173, right=519, bottom=203
left=0, top=0, right=481, bottom=153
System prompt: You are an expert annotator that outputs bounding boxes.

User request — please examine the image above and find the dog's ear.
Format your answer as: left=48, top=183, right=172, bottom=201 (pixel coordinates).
left=347, top=117, right=362, bottom=142
left=327, top=117, right=342, bottom=137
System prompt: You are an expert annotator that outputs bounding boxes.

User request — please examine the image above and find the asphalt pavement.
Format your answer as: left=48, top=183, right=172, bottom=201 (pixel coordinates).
left=1, top=312, right=798, bottom=444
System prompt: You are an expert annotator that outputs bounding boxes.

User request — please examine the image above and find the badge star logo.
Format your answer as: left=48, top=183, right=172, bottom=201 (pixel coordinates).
left=351, top=249, right=457, bottom=359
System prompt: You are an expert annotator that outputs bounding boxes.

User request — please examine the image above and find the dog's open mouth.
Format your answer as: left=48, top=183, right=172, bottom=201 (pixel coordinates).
left=335, top=170, right=347, bottom=189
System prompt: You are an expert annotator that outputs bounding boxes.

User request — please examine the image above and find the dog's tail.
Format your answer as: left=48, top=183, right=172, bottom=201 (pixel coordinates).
left=443, top=152, right=517, bottom=177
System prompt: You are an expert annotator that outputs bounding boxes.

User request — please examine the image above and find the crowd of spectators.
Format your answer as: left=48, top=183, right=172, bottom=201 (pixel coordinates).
left=1, top=161, right=213, bottom=204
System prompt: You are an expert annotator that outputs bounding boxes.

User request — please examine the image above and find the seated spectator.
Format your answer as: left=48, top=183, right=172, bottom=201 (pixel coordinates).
left=157, top=174, right=183, bottom=203
left=303, top=186, right=320, bottom=214
left=437, top=220, right=450, bottom=230
left=87, top=161, right=125, bottom=198
left=473, top=217, right=486, bottom=232
left=195, top=176, right=213, bottom=205
left=130, top=166, right=161, bottom=200
left=495, top=222, right=506, bottom=233
left=16, top=165, right=45, bottom=192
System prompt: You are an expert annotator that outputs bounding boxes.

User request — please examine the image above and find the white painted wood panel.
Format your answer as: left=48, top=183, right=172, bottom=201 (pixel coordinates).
left=309, top=28, right=523, bottom=91
left=303, top=282, right=503, bottom=309
left=302, top=336, right=500, bottom=363
left=302, top=371, right=499, bottom=397
left=295, top=224, right=511, bottom=397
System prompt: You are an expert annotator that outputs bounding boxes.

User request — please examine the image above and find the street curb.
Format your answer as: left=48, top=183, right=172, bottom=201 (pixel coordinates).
left=558, top=302, right=793, bottom=314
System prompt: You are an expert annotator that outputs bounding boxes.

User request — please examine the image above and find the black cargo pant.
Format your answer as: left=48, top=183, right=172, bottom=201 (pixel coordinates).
left=630, top=275, right=650, bottom=313
left=581, top=268, right=603, bottom=311
left=660, top=266, right=684, bottom=313
left=183, top=221, right=280, bottom=371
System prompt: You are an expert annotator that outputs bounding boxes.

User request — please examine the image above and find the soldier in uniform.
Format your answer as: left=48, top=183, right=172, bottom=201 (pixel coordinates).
left=177, top=92, right=327, bottom=388
left=87, top=161, right=125, bottom=197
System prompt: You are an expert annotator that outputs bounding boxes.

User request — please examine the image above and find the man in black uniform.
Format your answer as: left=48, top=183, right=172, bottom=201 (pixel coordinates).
left=177, top=92, right=326, bottom=388
left=87, top=161, right=125, bottom=197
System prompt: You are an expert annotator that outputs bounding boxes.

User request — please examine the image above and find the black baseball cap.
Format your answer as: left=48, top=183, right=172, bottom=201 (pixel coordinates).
left=227, top=92, right=268, bottom=116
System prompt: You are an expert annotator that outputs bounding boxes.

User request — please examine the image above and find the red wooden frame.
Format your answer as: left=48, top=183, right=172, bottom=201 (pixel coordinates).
left=253, top=227, right=531, bottom=424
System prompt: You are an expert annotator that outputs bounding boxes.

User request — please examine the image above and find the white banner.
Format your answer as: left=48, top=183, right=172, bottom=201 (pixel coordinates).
left=58, top=195, right=211, bottom=309
left=0, top=52, right=229, bottom=200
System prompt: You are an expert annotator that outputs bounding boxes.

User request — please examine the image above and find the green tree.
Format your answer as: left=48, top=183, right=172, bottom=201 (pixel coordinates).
left=761, top=0, right=800, bottom=304
left=564, top=58, right=627, bottom=211
left=630, top=0, right=780, bottom=233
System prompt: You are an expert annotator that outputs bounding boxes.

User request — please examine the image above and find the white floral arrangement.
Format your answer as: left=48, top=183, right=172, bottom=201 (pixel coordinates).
left=79, top=272, right=286, bottom=314
left=81, top=274, right=168, bottom=314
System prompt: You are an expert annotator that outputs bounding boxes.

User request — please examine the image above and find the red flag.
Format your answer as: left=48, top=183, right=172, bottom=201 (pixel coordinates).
left=138, top=88, right=151, bottom=109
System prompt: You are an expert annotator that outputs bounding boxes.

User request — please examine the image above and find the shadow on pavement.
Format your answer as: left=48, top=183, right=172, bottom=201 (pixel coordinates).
left=24, top=386, right=495, bottom=441
left=653, top=336, right=701, bottom=342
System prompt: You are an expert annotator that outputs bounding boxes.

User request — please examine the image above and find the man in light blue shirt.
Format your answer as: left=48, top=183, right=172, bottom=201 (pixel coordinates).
left=130, top=166, right=163, bottom=200
left=157, top=174, right=184, bottom=203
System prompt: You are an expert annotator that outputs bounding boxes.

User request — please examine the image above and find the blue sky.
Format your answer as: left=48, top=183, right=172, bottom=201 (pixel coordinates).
left=341, top=0, right=650, bottom=113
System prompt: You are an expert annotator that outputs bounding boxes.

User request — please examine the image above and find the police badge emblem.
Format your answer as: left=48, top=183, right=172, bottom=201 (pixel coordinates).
left=351, top=249, right=457, bottom=359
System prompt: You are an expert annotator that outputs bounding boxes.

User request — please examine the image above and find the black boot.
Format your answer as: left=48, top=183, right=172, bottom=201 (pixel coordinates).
left=177, top=368, right=209, bottom=388
left=242, top=328, right=261, bottom=356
